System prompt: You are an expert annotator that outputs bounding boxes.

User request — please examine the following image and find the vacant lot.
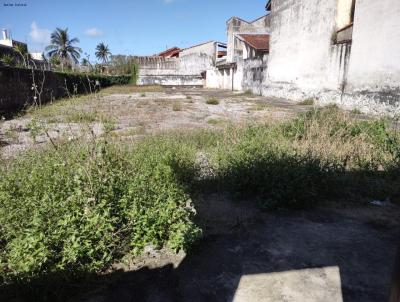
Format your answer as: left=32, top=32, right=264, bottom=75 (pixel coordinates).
left=0, top=86, right=399, bottom=302
left=0, top=86, right=312, bottom=158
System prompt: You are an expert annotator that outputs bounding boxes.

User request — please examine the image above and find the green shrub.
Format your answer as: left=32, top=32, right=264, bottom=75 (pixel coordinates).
left=206, top=98, right=220, bottom=105
left=0, top=138, right=201, bottom=282
left=0, top=106, right=399, bottom=287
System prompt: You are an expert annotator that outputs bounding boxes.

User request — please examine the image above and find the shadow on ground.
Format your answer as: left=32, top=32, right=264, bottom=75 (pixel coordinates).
left=2, top=198, right=398, bottom=302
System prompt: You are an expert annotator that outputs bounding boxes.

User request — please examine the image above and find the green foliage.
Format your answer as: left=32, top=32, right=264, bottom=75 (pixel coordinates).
left=206, top=98, right=220, bottom=105
left=298, top=98, right=315, bottom=106
left=0, top=55, right=15, bottom=67
left=0, top=138, right=201, bottom=282
left=0, top=106, right=399, bottom=286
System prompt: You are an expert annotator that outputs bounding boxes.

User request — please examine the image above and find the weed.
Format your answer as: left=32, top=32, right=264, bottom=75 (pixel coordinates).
left=172, top=102, right=183, bottom=112
left=298, top=98, right=315, bottom=106
left=206, top=98, right=220, bottom=105
left=141, top=93, right=146, bottom=98
left=351, top=108, right=362, bottom=115
left=207, top=119, right=223, bottom=125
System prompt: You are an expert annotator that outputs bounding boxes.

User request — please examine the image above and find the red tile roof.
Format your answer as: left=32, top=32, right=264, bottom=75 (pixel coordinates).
left=237, top=34, right=270, bottom=51
left=157, top=47, right=181, bottom=58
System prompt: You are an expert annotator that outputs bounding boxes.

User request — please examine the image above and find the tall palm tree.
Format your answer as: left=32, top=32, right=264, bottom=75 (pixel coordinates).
left=95, top=43, right=111, bottom=64
left=45, top=28, right=82, bottom=71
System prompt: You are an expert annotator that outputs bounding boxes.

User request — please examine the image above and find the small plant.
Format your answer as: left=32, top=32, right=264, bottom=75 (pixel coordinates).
left=207, top=118, right=223, bottom=125
left=351, top=108, right=362, bottom=115
left=186, top=96, right=193, bottom=100
left=172, top=101, right=182, bottom=112
left=103, top=119, right=116, bottom=133
left=141, top=93, right=146, bottom=97
left=66, top=110, right=97, bottom=123
left=1, top=54, right=15, bottom=67
left=206, top=98, right=220, bottom=105
left=298, top=98, right=315, bottom=106
left=27, top=118, right=44, bottom=142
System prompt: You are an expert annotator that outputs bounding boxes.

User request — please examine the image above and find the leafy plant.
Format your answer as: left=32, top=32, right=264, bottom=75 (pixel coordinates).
left=206, top=98, right=220, bottom=105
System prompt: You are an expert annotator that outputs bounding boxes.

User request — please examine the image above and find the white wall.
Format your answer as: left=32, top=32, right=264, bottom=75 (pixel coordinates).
left=346, top=0, right=400, bottom=91
left=267, top=0, right=338, bottom=90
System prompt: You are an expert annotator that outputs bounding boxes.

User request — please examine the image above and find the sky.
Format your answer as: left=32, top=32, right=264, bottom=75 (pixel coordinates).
left=0, top=0, right=267, bottom=63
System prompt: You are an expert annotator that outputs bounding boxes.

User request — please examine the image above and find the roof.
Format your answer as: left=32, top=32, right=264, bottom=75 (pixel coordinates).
left=226, top=14, right=269, bottom=25
left=237, top=34, right=270, bottom=51
left=157, top=47, right=181, bottom=58
left=266, top=0, right=271, bottom=11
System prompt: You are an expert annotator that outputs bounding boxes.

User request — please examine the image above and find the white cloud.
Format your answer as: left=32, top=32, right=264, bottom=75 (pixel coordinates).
left=29, top=21, right=51, bottom=46
left=84, top=27, right=103, bottom=37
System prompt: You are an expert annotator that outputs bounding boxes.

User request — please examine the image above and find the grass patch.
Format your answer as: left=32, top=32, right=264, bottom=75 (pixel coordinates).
left=102, top=85, right=163, bottom=95
left=172, top=101, right=183, bottom=112
left=207, top=118, right=224, bottom=126
left=206, top=98, right=220, bottom=105
left=351, top=108, right=362, bottom=115
left=1, top=106, right=399, bottom=298
left=298, top=98, right=315, bottom=106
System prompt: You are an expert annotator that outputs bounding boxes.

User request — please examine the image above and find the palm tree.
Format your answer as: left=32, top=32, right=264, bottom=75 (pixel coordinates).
left=13, top=44, right=28, bottom=67
left=45, top=28, right=82, bottom=71
left=95, top=43, right=111, bottom=63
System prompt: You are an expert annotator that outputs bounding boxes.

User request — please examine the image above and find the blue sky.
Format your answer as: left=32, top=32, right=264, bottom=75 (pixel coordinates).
left=0, top=0, right=267, bottom=62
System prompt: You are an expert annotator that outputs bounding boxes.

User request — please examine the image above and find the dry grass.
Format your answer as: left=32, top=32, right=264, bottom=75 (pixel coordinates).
left=172, top=101, right=183, bottom=112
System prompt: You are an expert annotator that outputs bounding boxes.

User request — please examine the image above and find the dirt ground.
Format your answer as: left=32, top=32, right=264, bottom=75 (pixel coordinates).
left=74, top=196, right=400, bottom=302
left=0, top=87, right=313, bottom=158
left=1, top=87, right=399, bottom=302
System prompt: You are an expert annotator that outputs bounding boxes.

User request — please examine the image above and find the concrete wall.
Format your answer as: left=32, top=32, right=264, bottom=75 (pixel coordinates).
left=0, top=67, right=129, bottom=114
left=262, top=0, right=400, bottom=115
left=346, top=0, right=400, bottom=92
left=267, top=0, right=338, bottom=90
left=180, top=41, right=217, bottom=62
left=242, top=55, right=268, bottom=95
left=137, top=51, right=215, bottom=86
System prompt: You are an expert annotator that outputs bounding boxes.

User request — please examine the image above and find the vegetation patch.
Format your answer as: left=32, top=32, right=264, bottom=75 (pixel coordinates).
left=0, top=106, right=399, bottom=294
left=206, top=98, right=220, bottom=105
left=298, top=98, right=315, bottom=106
left=172, top=101, right=183, bottom=112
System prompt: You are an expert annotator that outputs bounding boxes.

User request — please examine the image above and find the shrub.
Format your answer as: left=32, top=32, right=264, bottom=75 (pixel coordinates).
left=206, top=98, right=220, bottom=105
left=0, top=138, right=201, bottom=282
left=298, top=98, right=315, bottom=106
left=172, top=101, right=182, bottom=112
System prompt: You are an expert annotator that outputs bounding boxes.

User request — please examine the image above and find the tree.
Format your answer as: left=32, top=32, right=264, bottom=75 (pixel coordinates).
left=95, top=42, right=111, bottom=64
left=45, top=28, right=82, bottom=71
left=13, top=44, right=28, bottom=68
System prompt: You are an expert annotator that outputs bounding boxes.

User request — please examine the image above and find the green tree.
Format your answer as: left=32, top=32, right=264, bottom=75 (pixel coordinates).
left=13, top=44, right=28, bottom=68
left=95, top=42, right=111, bottom=63
left=45, top=28, right=82, bottom=71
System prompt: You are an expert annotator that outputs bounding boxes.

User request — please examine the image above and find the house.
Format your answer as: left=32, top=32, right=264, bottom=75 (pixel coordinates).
left=206, top=0, right=400, bottom=114
left=136, top=41, right=226, bottom=86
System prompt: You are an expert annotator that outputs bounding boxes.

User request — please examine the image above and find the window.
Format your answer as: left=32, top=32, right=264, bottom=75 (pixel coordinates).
left=335, top=0, right=356, bottom=43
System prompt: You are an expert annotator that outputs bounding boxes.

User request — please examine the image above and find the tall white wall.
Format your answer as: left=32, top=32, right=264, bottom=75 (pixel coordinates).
left=267, top=0, right=338, bottom=90
left=347, top=0, right=400, bottom=91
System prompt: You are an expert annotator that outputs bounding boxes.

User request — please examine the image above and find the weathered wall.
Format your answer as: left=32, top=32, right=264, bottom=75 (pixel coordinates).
left=0, top=67, right=130, bottom=114
left=180, top=42, right=217, bottom=61
left=261, top=0, right=400, bottom=115
left=242, top=55, right=268, bottom=95
left=137, top=53, right=213, bottom=86
left=346, top=0, right=400, bottom=98
left=267, top=0, right=337, bottom=90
